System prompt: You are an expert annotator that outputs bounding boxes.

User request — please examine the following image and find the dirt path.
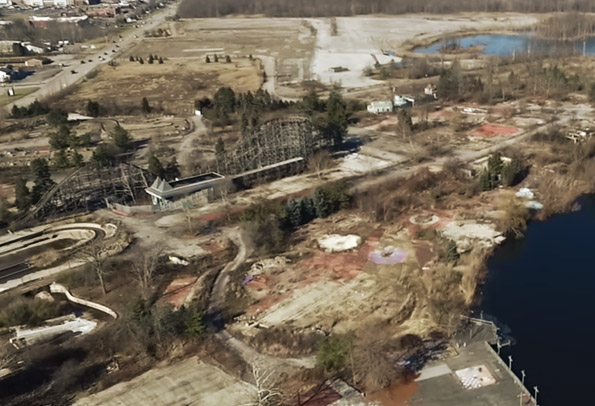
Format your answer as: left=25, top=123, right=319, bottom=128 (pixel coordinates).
left=208, top=228, right=316, bottom=370
left=178, top=115, right=209, bottom=172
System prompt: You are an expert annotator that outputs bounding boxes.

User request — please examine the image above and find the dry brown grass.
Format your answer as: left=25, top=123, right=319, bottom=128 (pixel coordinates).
left=354, top=166, right=475, bottom=221
left=459, top=248, right=489, bottom=306
left=55, top=59, right=263, bottom=115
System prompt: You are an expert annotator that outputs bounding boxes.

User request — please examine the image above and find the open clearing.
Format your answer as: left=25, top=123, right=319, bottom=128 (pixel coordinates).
left=138, top=14, right=538, bottom=93
left=308, top=13, right=538, bottom=88
left=74, top=357, right=255, bottom=406
left=0, top=87, right=39, bottom=107
left=57, top=59, right=263, bottom=115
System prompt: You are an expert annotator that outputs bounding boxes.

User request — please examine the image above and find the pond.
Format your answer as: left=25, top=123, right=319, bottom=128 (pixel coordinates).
left=480, top=195, right=595, bottom=405
left=414, top=34, right=595, bottom=57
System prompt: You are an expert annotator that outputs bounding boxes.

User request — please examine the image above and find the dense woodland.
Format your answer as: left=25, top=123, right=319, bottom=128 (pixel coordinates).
left=178, top=0, right=595, bottom=18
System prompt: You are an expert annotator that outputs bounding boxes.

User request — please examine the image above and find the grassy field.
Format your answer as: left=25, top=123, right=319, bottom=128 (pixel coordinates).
left=0, top=87, right=39, bottom=107
left=56, top=58, right=263, bottom=115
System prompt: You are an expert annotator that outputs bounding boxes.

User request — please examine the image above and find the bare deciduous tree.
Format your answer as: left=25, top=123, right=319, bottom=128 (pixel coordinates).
left=242, top=362, right=284, bottom=406
left=131, top=248, right=162, bottom=299
left=308, top=150, right=334, bottom=180
left=78, top=240, right=108, bottom=295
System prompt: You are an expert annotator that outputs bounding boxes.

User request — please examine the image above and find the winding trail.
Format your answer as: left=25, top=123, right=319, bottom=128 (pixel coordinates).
left=208, top=228, right=315, bottom=370
left=178, top=115, right=210, bottom=172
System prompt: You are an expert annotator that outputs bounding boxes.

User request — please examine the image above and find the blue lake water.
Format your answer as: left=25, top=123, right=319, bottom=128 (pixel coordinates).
left=414, top=34, right=595, bottom=57
left=480, top=195, right=595, bottom=405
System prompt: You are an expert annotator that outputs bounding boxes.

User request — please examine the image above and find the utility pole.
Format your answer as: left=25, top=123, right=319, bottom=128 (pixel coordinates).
left=533, top=386, right=539, bottom=405
left=521, top=370, right=526, bottom=386
left=508, top=355, right=513, bottom=370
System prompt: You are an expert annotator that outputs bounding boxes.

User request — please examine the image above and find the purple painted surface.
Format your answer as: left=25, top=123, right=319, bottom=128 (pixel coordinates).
left=368, top=246, right=408, bottom=265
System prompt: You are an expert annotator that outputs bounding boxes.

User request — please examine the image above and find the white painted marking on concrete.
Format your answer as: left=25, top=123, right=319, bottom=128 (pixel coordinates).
left=416, top=363, right=453, bottom=381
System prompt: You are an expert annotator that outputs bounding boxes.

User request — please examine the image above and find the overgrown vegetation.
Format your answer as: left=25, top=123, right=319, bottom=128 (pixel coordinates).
left=0, top=297, right=64, bottom=328
left=91, top=125, right=133, bottom=164
left=10, top=100, right=50, bottom=119
left=536, top=12, right=595, bottom=40
left=241, top=181, right=350, bottom=254
left=478, top=152, right=527, bottom=191
left=178, top=0, right=595, bottom=18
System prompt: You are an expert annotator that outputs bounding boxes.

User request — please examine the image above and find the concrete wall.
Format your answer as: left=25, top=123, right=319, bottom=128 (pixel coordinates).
left=50, top=283, right=118, bottom=319
left=107, top=201, right=155, bottom=216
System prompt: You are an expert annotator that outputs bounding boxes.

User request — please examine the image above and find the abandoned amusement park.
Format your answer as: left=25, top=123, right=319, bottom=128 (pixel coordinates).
left=3, top=0, right=595, bottom=405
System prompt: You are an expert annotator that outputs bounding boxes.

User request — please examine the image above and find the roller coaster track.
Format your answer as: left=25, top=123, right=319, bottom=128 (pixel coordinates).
left=20, top=162, right=154, bottom=224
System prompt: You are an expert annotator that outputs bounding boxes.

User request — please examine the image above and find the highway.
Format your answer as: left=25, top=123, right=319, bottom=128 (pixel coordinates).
left=3, top=4, right=178, bottom=111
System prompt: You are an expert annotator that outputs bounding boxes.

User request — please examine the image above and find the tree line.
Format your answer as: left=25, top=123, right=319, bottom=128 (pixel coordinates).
left=178, top=0, right=595, bottom=18
left=202, top=85, right=350, bottom=150
left=240, top=180, right=350, bottom=254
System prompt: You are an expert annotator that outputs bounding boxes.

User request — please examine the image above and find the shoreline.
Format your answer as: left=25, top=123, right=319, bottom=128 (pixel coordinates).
left=402, top=29, right=595, bottom=58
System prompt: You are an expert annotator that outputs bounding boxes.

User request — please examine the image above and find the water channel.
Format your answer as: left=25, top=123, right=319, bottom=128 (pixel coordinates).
left=480, top=195, right=595, bottom=405
left=414, top=34, right=595, bottom=57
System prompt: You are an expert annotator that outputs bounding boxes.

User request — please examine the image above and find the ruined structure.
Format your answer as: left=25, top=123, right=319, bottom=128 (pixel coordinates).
left=25, top=162, right=154, bottom=222
left=216, top=116, right=314, bottom=176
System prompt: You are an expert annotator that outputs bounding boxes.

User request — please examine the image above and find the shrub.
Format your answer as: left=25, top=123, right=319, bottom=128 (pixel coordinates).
left=0, top=298, right=64, bottom=328
left=316, top=335, right=351, bottom=371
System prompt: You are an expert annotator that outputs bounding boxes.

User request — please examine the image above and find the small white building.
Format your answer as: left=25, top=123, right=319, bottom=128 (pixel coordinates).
left=0, top=0, right=13, bottom=7
left=394, top=95, right=415, bottom=107
left=424, top=84, right=437, bottom=98
left=367, top=101, right=393, bottom=114
left=23, top=43, right=44, bottom=54
left=0, top=69, right=12, bottom=83
left=23, top=0, right=44, bottom=6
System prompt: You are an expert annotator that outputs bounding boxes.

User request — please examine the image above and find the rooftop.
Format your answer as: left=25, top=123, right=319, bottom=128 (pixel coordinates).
left=146, top=172, right=224, bottom=200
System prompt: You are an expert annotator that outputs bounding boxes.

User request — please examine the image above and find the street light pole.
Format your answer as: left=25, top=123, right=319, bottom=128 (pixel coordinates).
left=534, top=386, right=539, bottom=405
left=521, top=370, right=526, bottom=386
left=508, top=355, right=513, bottom=370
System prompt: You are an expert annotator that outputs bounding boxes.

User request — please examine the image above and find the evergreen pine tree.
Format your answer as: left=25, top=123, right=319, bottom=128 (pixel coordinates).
left=52, top=149, right=70, bottom=168
left=30, top=158, right=55, bottom=204
left=71, top=150, right=84, bottom=167
left=325, top=86, right=348, bottom=145
left=186, top=305, right=205, bottom=337
left=148, top=154, right=164, bottom=177
left=215, top=137, right=225, bottom=156
left=287, top=199, right=302, bottom=228
left=111, top=125, right=132, bottom=150
left=165, top=158, right=181, bottom=180
left=299, top=197, right=316, bottom=223
left=314, top=188, right=331, bottom=218
left=141, top=97, right=152, bottom=114
left=14, top=176, right=30, bottom=213
left=479, top=169, right=492, bottom=191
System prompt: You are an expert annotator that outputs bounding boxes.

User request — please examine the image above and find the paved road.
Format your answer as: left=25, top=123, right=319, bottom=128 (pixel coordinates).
left=3, top=5, right=178, bottom=112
